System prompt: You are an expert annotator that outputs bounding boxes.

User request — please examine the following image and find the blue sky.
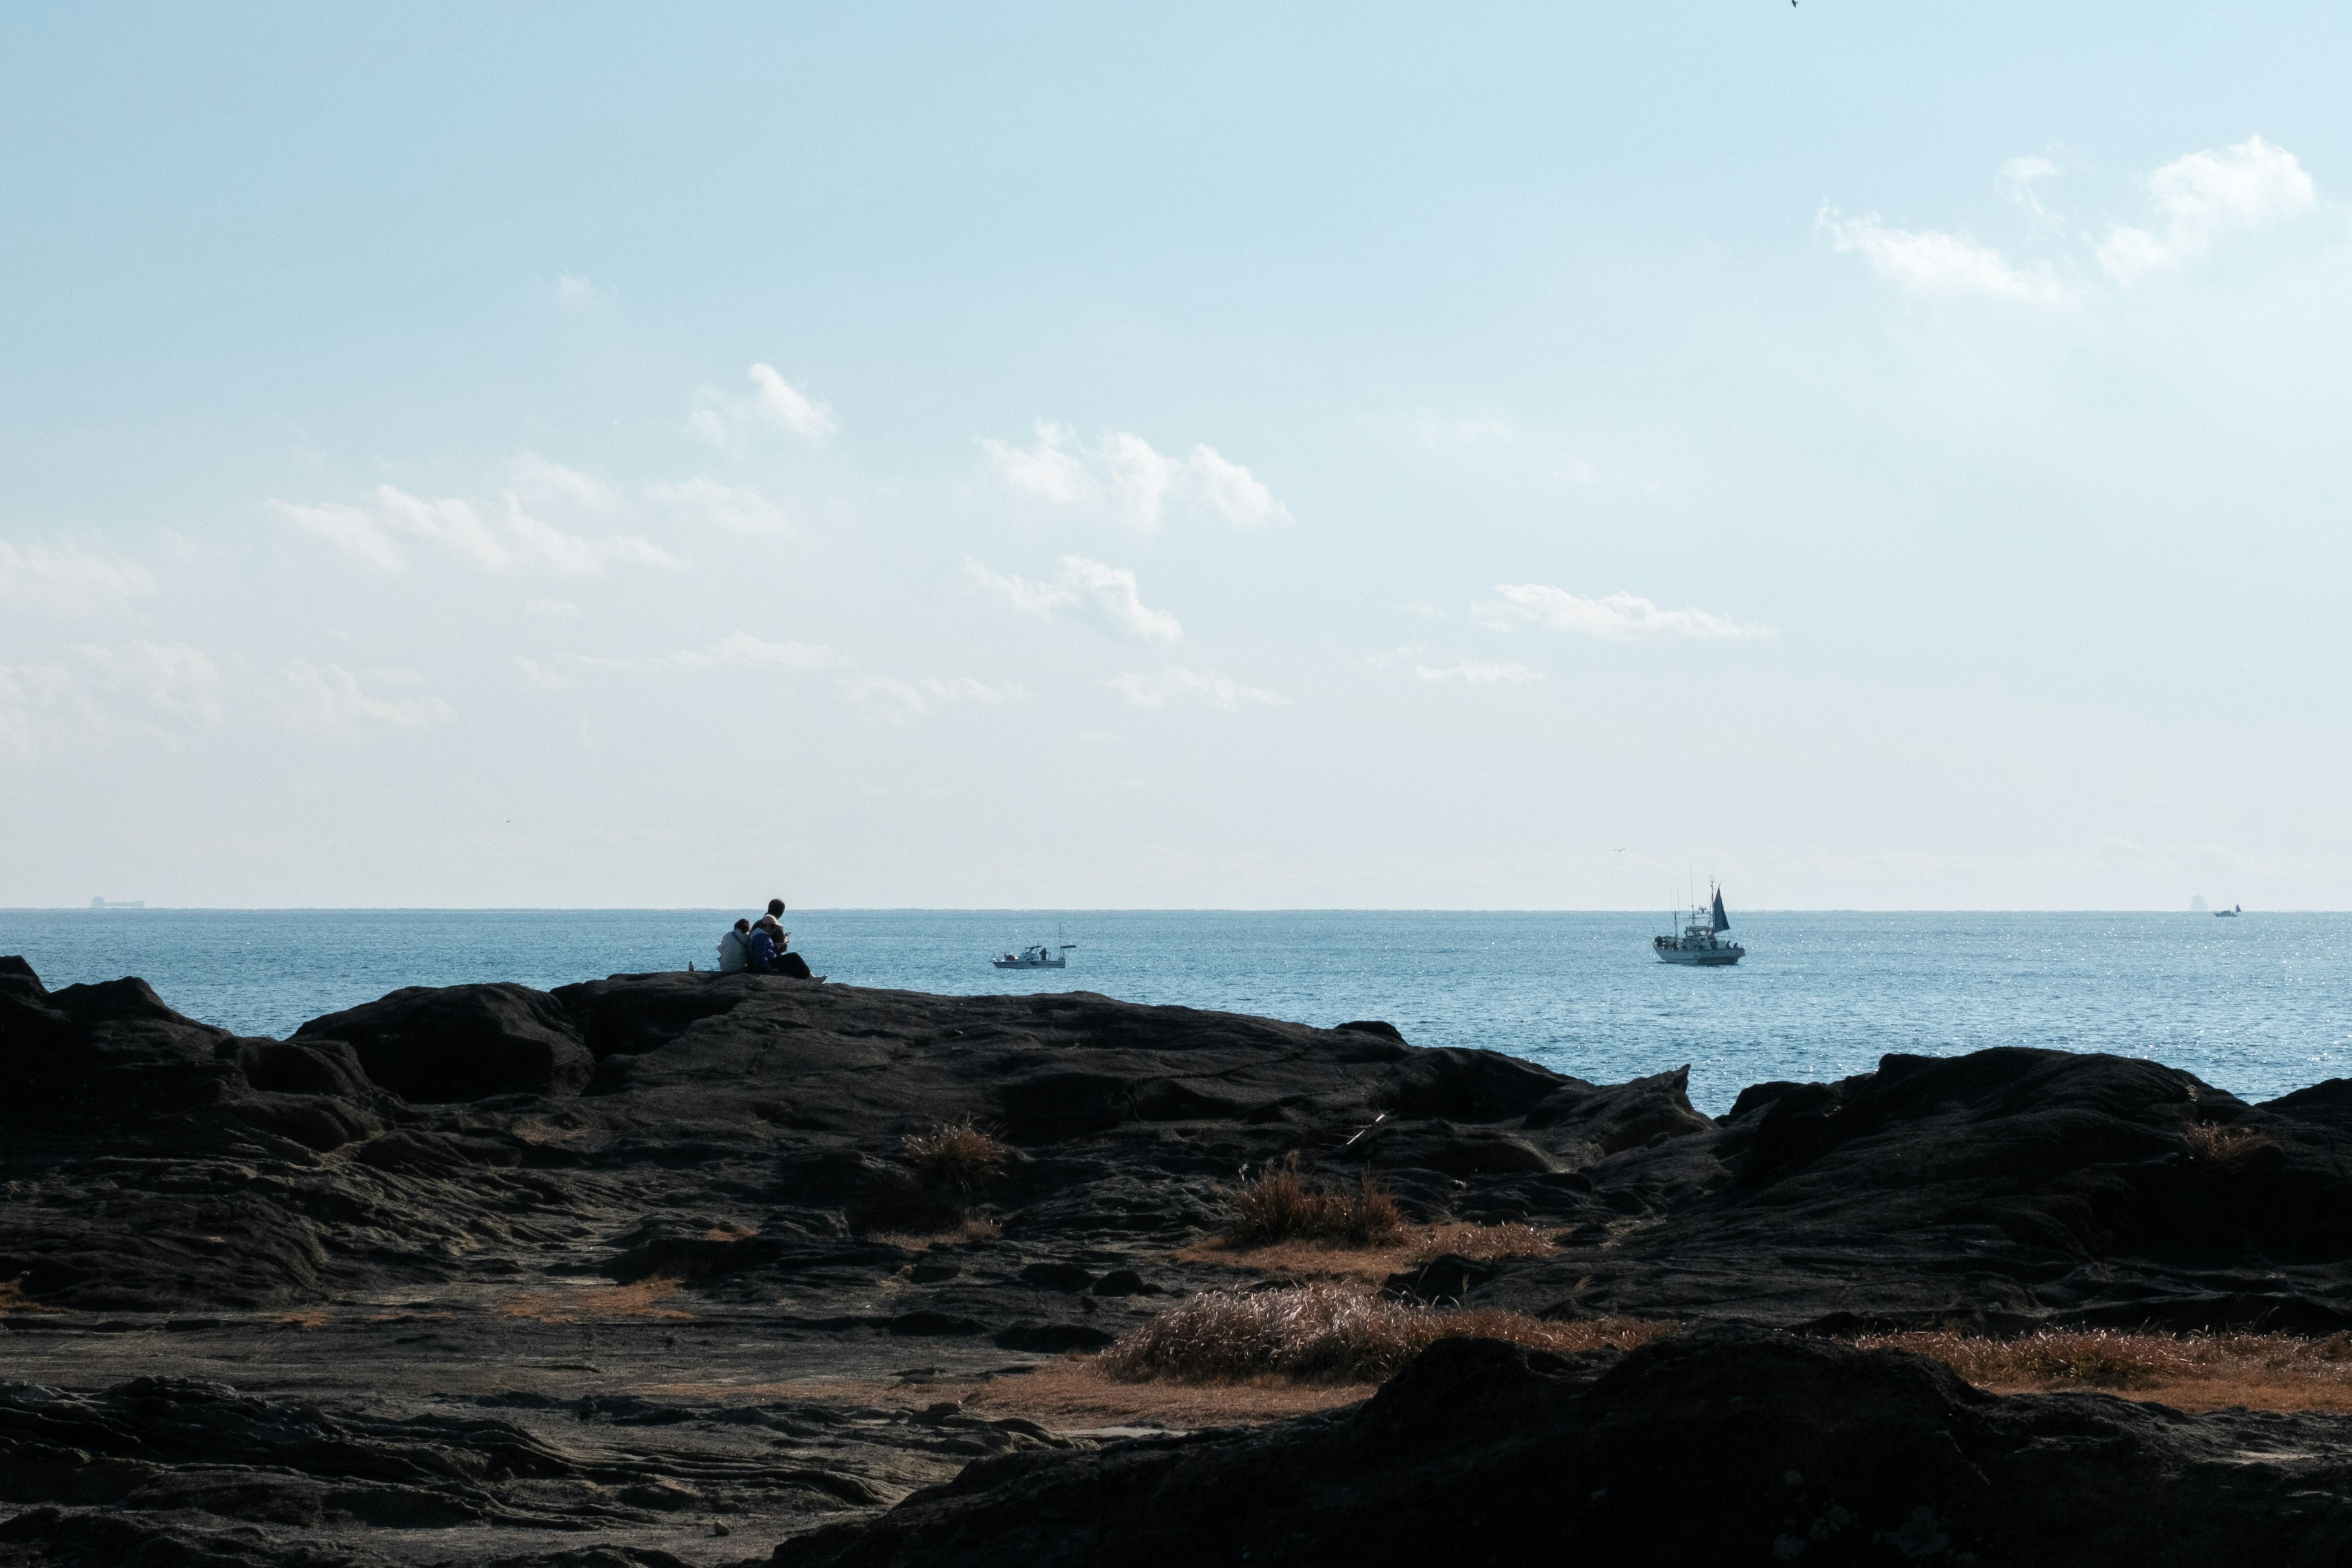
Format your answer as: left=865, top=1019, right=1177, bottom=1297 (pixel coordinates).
left=4, top=3, right=2350, bottom=908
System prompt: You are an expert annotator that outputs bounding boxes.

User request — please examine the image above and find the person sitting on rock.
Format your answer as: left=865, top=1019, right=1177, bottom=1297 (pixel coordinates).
left=748, top=914, right=812, bottom=979
left=715, top=918, right=752, bottom=973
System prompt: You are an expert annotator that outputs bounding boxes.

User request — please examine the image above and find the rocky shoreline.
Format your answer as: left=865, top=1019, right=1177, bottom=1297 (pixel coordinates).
left=7, top=956, right=2352, bottom=1563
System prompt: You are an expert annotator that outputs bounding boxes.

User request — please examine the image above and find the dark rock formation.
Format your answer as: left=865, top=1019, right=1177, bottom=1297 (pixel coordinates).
left=294, top=984, right=595, bottom=1102
left=775, top=1330, right=2352, bottom=1567
left=12, top=956, right=2352, bottom=1564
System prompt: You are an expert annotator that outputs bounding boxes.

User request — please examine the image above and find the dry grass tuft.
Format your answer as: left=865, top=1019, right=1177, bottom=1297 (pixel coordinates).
left=0, top=1276, right=57, bottom=1314
left=872, top=1215, right=1003, bottom=1250
left=1403, top=1221, right=1556, bottom=1266
left=1226, top=1154, right=1404, bottom=1248
left=2183, top=1123, right=2275, bottom=1166
left=1859, top=1327, right=2352, bottom=1411
left=499, top=1277, right=694, bottom=1323
left=902, top=1118, right=1009, bottom=1191
left=279, top=1308, right=332, bottom=1331
left=1099, top=1282, right=1672, bottom=1385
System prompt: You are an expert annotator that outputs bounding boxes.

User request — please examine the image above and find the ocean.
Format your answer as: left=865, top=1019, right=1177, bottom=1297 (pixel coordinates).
left=4, top=908, right=2346, bottom=1117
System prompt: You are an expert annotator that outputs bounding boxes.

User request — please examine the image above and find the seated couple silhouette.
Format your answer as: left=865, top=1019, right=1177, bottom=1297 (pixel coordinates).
left=715, top=899, right=814, bottom=978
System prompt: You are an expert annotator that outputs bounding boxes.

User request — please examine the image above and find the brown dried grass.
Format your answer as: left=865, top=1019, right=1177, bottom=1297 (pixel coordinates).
left=1099, top=1282, right=1673, bottom=1385
left=0, top=1276, right=56, bottom=1313
left=279, top=1308, right=332, bottom=1331
left=1403, top=1221, right=1556, bottom=1265
left=1226, top=1154, right=1404, bottom=1248
left=499, top=1277, right=694, bottom=1323
left=870, top=1215, right=1003, bottom=1250
left=1858, top=1328, right=2352, bottom=1411
left=902, top=1119, right=1008, bottom=1191
left=2183, top=1123, right=2275, bottom=1166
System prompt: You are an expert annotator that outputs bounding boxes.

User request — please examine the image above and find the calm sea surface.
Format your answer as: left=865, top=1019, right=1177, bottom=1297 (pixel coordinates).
left=3, top=909, right=2346, bottom=1117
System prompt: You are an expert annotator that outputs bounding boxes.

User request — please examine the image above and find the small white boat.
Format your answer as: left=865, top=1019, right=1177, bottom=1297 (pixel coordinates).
left=993, top=936, right=1077, bottom=969
left=1654, top=886, right=1745, bottom=967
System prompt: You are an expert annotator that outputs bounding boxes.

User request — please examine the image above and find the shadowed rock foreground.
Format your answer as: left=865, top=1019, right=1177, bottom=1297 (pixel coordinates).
left=6, top=955, right=2352, bottom=1564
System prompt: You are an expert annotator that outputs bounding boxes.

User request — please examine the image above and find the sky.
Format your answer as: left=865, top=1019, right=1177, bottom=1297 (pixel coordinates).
left=4, top=2, right=2350, bottom=910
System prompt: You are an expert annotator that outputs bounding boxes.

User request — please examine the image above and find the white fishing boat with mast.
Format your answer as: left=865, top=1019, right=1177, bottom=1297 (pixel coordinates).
left=993, top=924, right=1077, bottom=970
left=1654, top=884, right=1745, bottom=966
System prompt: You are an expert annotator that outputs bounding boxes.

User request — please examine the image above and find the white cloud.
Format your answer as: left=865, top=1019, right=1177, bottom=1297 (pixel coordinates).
left=274, top=484, right=679, bottom=576
left=1187, top=444, right=1293, bottom=529
left=838, top=673, right=1023, bottom=725
left=748, top=364, right=838, bottom=443
left=1416, top=413, right=1517, bottom=450
left=646, top=475, right=791, bottom=535
left=1477, top=585, right=1773, bottom=641
left=515, top=656, right=570, bottom=690
left=1996, top=154, right=2064, bottom=219
left=689, top=365, right=837, bottom=448
left=1371, top=644, right=1542, bottom=684
left=967, top=556, right=1183, bottom=643
left=2098, top=135, right=2318, bottom=284
left=577, top=633, right=853, bottom=676
left=1817, top=206, right=2076, bottom=309
left=0, top=540, right=157, bottom=614
left=1419, top=658, right=1542, bottom=684
left=984, top=420, right=1098, bottom=507
left=0, top=662, right=74, bottom=750
left=1105, top=666, right=1287, bottom=710
left=268, top=660, right=455, bottom=737
left=524, top=597, right=581, bottom=618
left=983, top=422, right=1293, bottom=531
left=556, top=274, right=611, bottom=310
left=510, top=453, right=619, bottom=510
left=70, top=641, right=224, bottom=723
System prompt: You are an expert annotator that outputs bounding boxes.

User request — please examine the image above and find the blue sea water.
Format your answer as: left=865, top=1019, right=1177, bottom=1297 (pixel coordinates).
left=3, top=909, right=2348, bottom=1117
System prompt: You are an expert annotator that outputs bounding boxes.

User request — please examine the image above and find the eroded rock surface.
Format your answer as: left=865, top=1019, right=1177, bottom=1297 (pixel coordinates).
left=777, top=1332, right=2352, bottom=1567
left=8, top=956, right=2352, bottom=1564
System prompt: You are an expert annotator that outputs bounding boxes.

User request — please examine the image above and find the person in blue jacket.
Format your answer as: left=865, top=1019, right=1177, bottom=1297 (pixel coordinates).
left=748, top=906, right=812, bottom=978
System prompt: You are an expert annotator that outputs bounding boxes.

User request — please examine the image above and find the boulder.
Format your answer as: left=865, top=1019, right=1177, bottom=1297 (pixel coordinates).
left=293, top=983, right=593, bottom=1102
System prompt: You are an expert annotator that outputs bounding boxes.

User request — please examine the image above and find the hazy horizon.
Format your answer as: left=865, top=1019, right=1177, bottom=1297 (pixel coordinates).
left=7, top=5, right=2348, bottom=911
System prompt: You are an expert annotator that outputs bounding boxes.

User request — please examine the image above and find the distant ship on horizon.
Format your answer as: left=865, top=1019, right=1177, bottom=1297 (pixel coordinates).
left=88, top=897, right=145, bottom=910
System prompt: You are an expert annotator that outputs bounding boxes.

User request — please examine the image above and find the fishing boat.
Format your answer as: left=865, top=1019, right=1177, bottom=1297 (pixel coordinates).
left=1654, top=885, right=1745, bottom=966
left=2215, top=905, right=2242, bottom=918
left=993, top=931, right=1077, bottom=969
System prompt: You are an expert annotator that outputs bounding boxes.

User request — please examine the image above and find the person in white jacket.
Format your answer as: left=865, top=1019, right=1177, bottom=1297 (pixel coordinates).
left=715, top=918, right=752, bottom=973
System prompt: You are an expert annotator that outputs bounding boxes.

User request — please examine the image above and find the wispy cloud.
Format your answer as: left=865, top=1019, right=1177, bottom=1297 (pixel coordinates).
left=838, top=673, right=1024, bottom=725
left=1996, top=153, right=2065, bottom=220
left=688, top=363, right=837, bottom=448
left=1415, top=413, right=1517, bottom=450
left=274, top=483, right=679, bottom=576
left=0, top=540, right=156, bottom=614
left=984, top=421, right=1292, bottom=532
left=1817, top=207, right=2077, bottom=309
left=267, top=661, right=455, bottom=738
left=2098, top=135, right=2318, bottom=284
left=1105, top=666, right=1286, bottom=710
left=70, top=641, right=225, bottom=723
left=1824, top=135, right=2321, bottom=306
left=0, top=662, right=72, bottom=750
left=1477, top=585, right=1772, bottom=641
left=1372, top=644, right=1542, bottom=684
left=575, top=633, right=852, bottom=675
left=549, top=633, right=1014, bottom=726
left=646, top=475, right=791, bottom=535
left=967, top=555, right=1183, bottom=643
left=555, top=274, right=611, bottom=310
